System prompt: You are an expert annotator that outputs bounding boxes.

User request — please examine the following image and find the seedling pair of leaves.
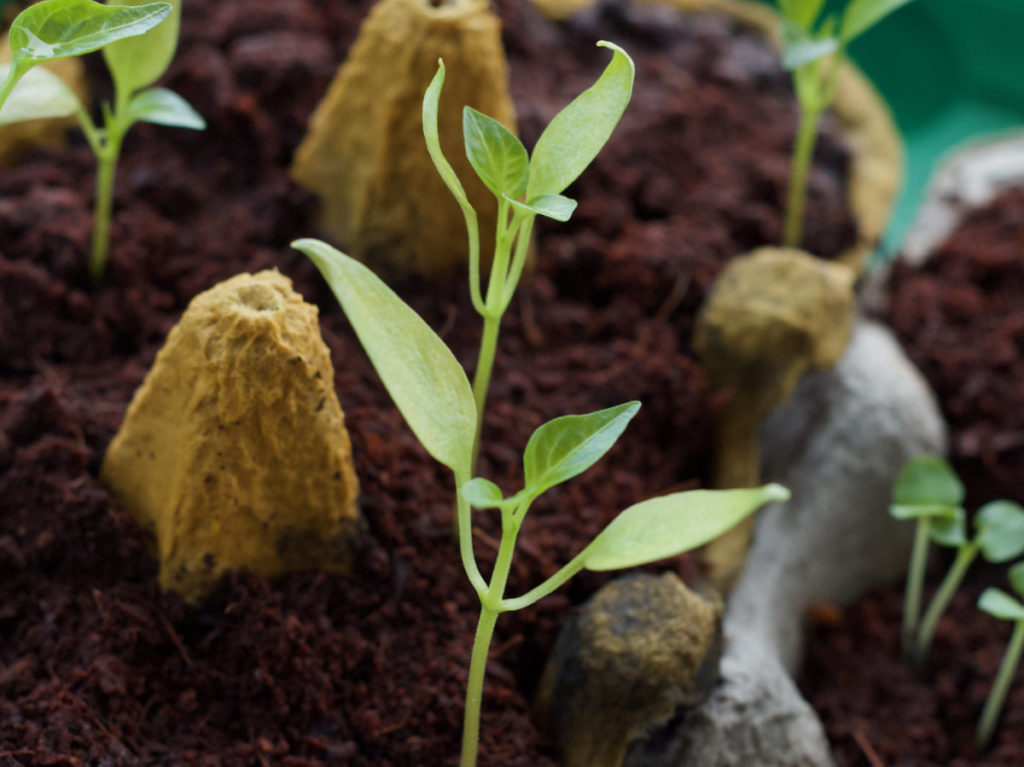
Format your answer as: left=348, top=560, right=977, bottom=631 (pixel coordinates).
left=890, top=455, right=1024, bottom=666
left=975, top=562, right=1024, bottom=750
left=295, top=42, right=789, bottom=767
left=0, top=0, right=204, bottom=282
left=775, top=0, right=915, bottom=248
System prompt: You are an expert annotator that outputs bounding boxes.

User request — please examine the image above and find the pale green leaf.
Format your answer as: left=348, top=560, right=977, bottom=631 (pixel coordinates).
left=841, top=0, right=914, bottom=42
left=422, top=61, right=472, bottom=211
left=128, top=87, right=204, bottom=129
left=523, top=402, right=639, bottom=497
left=976, top=501, right=1024, bottom=563
left=526, top=41, right=634, bottom=198
left=930, top=507, right=967, bottom=548
left=0, top=63, right=79, bottom=125
left=504, top=192, right=577, bottom=223
left=463, top=106, right=527, bottom=199
left=459, top=478, right=526, bottom=511
left=292, top=238, right=476, bottom=475
left=892, top=455, right=964, bottom=507
left=888, top=503, right=962, bottom=522
left=103, top=0, right=180, bottom=97
left=1010, top=562, right=1024, bottom=597
left=9, top=0, right=171, bottom=65
left=583, top=484, right=790, bottom=571
left=780, top=22, right=838, bottom=70
left=978, top=588, right=1024, bottom=622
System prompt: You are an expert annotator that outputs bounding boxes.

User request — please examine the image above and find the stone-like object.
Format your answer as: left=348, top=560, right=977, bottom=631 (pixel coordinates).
left=291, top=0, right=515, bottom=275
left=536, top=572, right=723, bottom=767
left=101, top=270, right=362, bottom=603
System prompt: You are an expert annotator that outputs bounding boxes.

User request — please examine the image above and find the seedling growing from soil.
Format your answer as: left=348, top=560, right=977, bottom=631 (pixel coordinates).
left=777, top=0, right=914, bottom=248
left=0, top=0, right=203, bottom=283
left=976, top=561, right=1024, bottom=751
left=422, top=41, right=633, bottom=467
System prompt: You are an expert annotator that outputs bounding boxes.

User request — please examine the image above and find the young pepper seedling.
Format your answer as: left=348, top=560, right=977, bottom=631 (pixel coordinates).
left=975, top=561, right=1024, bottom=751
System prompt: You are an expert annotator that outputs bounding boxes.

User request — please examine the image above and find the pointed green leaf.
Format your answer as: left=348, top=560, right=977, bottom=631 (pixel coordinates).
left=422, top=61, right=473, bottom=212
left=9, top=0, right=171, bottom=65
left=128, top=87, right=205, bottom=129
left=504, top=193, right=577, bottom=223
left=526, top=41, right=634, bottom=198
left=889, top=503, right=962, bottom=522
left=1009, top=562, right=1024, bottom=598
left=978, top=588, right=1024, bottom=622
left=523, top=402, right=640, bottom=497
left=104, top=0, right=180, bottom=97
left=892, top=455, right=964, bottom=507
left=0, top=63, right=80, bottom=125
left=583, top=484, right=790, bottom=571
left=780, top=22, right=839, bottom=70
left=841, top=0, right=914, bottom=42
left=292, top=238, right=476, bottom=475
left=975, top=501, right=1024, bottom=563
left=463, top=106, right=528, bottom=199
left=929, top=507, right=967, bottom=548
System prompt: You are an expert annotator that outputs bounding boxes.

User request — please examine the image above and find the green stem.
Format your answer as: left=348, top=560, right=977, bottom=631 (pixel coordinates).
left=976, top=620, right=1024, bottom=751
left=470, top=314, right=501, bottom=470
left=501, top=548, right=587, bottom=612
left=454, top=469, right=487, bottom=598
left=89, top=147, right=119, bottom=284
left=914, top=542, right=979, bottom=667
left=902, top=518, right=931, bottom=660
left=783, top=105, right=822, bottom=249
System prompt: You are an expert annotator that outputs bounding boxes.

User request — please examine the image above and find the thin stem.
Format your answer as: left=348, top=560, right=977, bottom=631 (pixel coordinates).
left=902, top=518, right=931, bottom=660
left=500, top=214, right=535, bottom=311
left=976, top=620, right=1024, bottom=751
left=454, top=469, right=487, bottom=597
left=89, top=146, right=120, bottom=284
left=914, top=542, right=978, bottom=666
left=501, top=548, right=588, bottom=612
left=782, top=105, right=822, bottom=249
left=470, top=314, right=501, bottom=470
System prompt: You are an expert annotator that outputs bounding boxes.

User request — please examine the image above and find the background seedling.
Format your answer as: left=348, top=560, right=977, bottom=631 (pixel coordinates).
left=976, top=562, right=1024, bottom=751
left=776, top=0, right=914, bottom=248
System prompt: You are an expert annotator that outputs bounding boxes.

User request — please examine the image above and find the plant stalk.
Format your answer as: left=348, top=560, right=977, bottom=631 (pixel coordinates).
left=89, top=147, right=119, bottom=284
left=902, top=518, right=931, bottom=660
left=914, top=542, right=978, bottom=666
left=470, top=313, right=502, bottom=469
left=783, top=105, right=822, bottom=249
left=975, top=620, right=1024, bottom=751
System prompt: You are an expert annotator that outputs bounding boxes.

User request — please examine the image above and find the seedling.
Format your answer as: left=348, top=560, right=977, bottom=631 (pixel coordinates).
left=292, top=42, right=790, bottom=767
left=975, top=561, right=1024, bottom=751
left=422, top=41, right=632, bottom=468
left=776, top=0, right=914, bottom=248
left=889, top=455, right=965, bottom=659
left=0, top=0, right=204, bottom=283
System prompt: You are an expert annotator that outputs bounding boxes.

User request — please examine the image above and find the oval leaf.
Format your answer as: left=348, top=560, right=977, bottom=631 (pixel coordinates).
left=929, top=507, right=967, bottom=548
left=978, top=588, right=1024, bottom=622
left=504, top=193, right=577, bottom=223
left=103, top=0, right=180, bottom=97
left=128, top=87, right=205, bottom=129
left=892, top=455, right=964, bottom=507
left=526, top=41, right=634, bottom=198
left=976, top=501, right=1024, bottom=563
left=463, top=106, right=527, bottom=199
left=583, top=484, right=790, bottom=571
left=889, top=503, right=962, bottom=522
left=841, top=0, right=915, bottom=42
left=9, top=0, right=171, bottom=65
left=0, top=63, right=79, bottom=125
left=292, top=238, right=476, bottom=475
left=523, top=402, right=640, bottom=496
left=1010, top=562, right=1024, bottom=598
left=460, top=478, right=527, bottom=511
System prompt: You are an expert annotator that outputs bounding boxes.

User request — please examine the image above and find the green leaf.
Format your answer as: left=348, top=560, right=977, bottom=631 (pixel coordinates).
left=504, top=193, right=577, bottom=223
left=975, top=501, right=1024, bottom=563
left=780, top=22, right=839, bottom=70
left=929, top=507, right=967, bottom=548
left=888, top=503, right=962, bottom=522
left=128, top=87, right=205, bottom=129
left=1010, top=561, right=1024, bottom=598
left=526, top=41, right=634, bottom=199
left=841, top=0, right=914, bottom=42
left=523, top=402, right=640, bottom=497
left=422, top=61, right=473, bottom=212
left=292, top=238, right=476, bottom=475
left=792, top=0, right=827, bottom=28
left=0, top=63, right=80, bottom=125
left=103, top=0, right=180, bottom=98
left=978, top=588, right=1024, bottom=622
left=583, top=484, right=790, bottom=571
left=459, top=478, right=526, bottom=511
left=892, top=455, right=964, bottom=507
left=9, top=0, right=171, bottom=65
left=463, top=106, right=528, bottom=199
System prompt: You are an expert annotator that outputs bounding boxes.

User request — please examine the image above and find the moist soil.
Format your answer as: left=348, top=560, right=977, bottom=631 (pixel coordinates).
left=0, top=0, right=862, bottom=764
left=800, top=189, right=1024, bottom=766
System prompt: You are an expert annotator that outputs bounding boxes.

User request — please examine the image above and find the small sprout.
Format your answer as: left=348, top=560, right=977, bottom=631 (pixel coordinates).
left=889, top=454, right=965, bottom=659
left=975, top=562, right=1024, bottom=751
left=776, top=0, right=915, bottom=248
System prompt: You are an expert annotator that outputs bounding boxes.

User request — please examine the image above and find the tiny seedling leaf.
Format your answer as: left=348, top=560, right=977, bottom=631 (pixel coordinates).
left=463, top=106, right=528, bottom=199
left=523, top=402, right=640, bottom=497
left=785, top=0, right=827, bottom=29
left=893, top=455, right=964, bottom=507
left=841, top=0, right=914, bottom=42
left=975, top=501, right=1024, bottom=563
left=422, top=61, right=473, bottom=213
left=1009, top=561, right=1024, bottom=597
left=504, top=193, right=578, bottom=222
left=460, top=478, right=524, bottom=511
left=583, top=484, right=790, bottom=571
left=888, top=503, right=962, bottom=522
left=0, top=64, right=79, bottom=125
left=929, top=507, right=967, bottom=548
left=293, top=238, right=477, bottom=476
left=780, top=22, right=839, bottom=70
left=978, top=588, right=1024, bottom=622
left=104, top=0, right=181, bottom=98
left=527, top=41, right=634, bottom=199
left=128, top=87, right=205, bottom=129
left=9, top=0, right=171, bottom=65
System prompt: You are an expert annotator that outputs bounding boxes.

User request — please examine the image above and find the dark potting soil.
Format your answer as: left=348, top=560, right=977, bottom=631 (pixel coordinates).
left=800, top=188, right=1024, bottom=766
left=0, top=0, right=857, bottom=764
